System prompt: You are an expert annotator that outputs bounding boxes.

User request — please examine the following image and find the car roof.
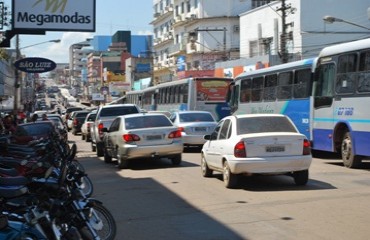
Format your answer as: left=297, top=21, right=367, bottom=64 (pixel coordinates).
left=176, top=110, right=213, bottom=114
left=234, top=114, right=286, bottom=119
left=99, top=104, right=138, bottom=109
left=117, top=112, right=167, bottom=119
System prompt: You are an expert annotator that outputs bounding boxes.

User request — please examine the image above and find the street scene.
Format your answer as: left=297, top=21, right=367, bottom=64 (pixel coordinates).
left=0, top=0, right=370, bottom=239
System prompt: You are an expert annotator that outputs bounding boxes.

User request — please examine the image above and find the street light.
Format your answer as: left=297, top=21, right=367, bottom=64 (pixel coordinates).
left=19, top=39, right=61, bottom=50
left=323, top=15, right=370, bottom=31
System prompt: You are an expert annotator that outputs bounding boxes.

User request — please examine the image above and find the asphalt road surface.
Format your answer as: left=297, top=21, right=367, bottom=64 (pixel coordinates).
left=69, top=132, right=370, bottom=240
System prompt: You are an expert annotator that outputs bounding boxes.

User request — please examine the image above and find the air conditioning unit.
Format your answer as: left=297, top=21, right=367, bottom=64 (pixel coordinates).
left=191, top=14, right=197, bottom=19
left=154, top=12, right=161, bottom=18
left=176, top=15, right=182, bottom=22
left=233, top=25, right=240, bottom=33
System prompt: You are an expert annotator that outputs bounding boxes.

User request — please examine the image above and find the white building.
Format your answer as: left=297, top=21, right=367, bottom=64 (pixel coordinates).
left=151, top=0, right=263, bottom=83
left=239, top=0, right=370, bottom=64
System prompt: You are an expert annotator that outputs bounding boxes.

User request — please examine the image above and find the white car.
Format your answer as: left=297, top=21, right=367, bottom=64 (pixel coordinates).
left=201, top=114, right=312, bottom=188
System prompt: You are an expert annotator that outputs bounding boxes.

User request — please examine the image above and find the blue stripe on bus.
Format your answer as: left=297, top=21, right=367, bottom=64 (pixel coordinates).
left=314, top=118, right=370, bottom=124
left=280, top=99, right=311, bottom=139
left=313, top=128, right=370, bottom=156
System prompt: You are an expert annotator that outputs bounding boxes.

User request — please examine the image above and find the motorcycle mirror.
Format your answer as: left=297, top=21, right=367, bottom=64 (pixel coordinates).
left=44, top=166, right=54, bottom=178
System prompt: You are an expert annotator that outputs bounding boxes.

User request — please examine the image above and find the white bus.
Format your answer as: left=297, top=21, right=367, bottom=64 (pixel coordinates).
left=229, top=37, right=370, bottom=168
left=119, top=77, right=233, bottom=121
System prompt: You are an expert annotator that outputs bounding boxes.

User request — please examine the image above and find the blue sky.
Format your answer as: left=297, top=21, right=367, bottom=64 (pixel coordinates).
left=4, top=0, right=153, bottom=63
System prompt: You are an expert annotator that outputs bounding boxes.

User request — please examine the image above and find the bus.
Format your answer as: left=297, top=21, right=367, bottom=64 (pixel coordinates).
left=228, top=37, right=370, bottom=168
left=121, top=77, right=233, bottom=121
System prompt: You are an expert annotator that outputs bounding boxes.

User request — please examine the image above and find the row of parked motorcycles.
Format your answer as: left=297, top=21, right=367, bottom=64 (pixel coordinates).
left=0, top=130, right=117, bottom=239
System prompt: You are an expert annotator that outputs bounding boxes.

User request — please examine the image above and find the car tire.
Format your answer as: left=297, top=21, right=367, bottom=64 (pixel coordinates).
left=96, top=142, right=104, bottom=157
left=91, top=141, right=96, bottom=152
left=117, top=154, right=129, bottom=169
left=341, top=132, right=362, bottom=168
left=201, top=154, right=213, bottom=177
left=104, top=148, right=112, bottom=163
left=171, top=154, right=182, bottom=166
left=293, top=170, right=309, bottom=186
left=223, top=161, right=238, bottom=189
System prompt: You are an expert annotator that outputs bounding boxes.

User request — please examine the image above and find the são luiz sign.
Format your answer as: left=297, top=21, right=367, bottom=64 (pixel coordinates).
left=12, top=0, right=96, bottom=32
left=14, top=57, right=56, bottom=73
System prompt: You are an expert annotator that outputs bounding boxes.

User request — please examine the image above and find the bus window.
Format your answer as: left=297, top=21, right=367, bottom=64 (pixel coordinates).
left=277, top=71, right=293, bottom=100
left=181, top=84, right=188, bottom=103
left=175, top=86, right=180, bottom=103
left=315, top=63, right=335, bottom=97
left=293, top=68, right=311, bottom=98
left=240, top=78, right=251, bottom=102
left=263, top=74, right=277, bottom=101
left=358, top=51, right=370, bottom=93
left=251, top=77, right=263, bottom=102
left=336, top=54, right=357, bottom=95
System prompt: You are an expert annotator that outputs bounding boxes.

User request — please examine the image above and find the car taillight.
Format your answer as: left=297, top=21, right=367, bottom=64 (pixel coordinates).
left=73, top=118, right=79, bottom=125
left=303, top=139, right=311, bottom=155
left=234, top=141, right=246, bottom=158
left=98, top=123, right=104, bottom=134
left=123, top=134, right=140, bottom=142
left=169, top=130, right=182, bottom=138
left=178, top=127, right=185, bottom=132
left=87, top=123, right=91, bottom=129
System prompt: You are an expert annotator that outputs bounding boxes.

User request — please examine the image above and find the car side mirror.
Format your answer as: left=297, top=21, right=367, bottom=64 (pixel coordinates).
left=204, top=135, right=211, bottom=140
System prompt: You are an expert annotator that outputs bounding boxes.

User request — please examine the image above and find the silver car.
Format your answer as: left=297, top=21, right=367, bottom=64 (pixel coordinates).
left=103, top=113, right=183, bottom=169
left=170, top=111, right=217, bottom=148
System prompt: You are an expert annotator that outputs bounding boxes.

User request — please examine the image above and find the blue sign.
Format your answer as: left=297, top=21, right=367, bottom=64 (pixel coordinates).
left=14, top=57, right=56, bottom=73
left=177, top=55, right=186, bottom=71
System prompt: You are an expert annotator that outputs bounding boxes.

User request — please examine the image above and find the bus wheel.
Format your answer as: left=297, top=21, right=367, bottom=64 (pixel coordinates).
left=341, top=132, right=362, bottom=168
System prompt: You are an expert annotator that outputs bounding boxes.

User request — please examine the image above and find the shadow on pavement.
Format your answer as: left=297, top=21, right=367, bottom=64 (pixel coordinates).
left=78, top=156, right=246, bottom=240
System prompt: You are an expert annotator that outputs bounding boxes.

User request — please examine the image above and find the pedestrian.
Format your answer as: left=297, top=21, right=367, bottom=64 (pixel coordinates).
left=3, top=115, right=16, bottom=134
left=31, top=113, right=38, bottom=122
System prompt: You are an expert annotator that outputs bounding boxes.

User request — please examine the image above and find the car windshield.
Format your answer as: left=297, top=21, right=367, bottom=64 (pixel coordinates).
left=237, top=116, right=297, bottom=135
left=125, top=115, right=173, bottom=129
left=179, top=113, right=214, bottom=122
left=87, top=114, right=97, bottom=121
left=100, top=106, right=138, bottom=117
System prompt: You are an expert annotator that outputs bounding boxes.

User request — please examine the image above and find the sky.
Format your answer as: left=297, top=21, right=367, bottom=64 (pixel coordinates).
left=4, top=0, right=153, bottom=63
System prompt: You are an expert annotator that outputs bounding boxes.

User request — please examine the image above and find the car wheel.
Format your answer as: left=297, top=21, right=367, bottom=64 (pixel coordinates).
left=201, top=154, right=213, bottom=177
left=293, top=170, right=309, bottom=186
left=91, top=141, right=96, bottom=152
left=96, top=142, right=104, bottom=157
left=117, top=154, right=129, bottom=169
left=171, top=154, right=182, bottom=166
left=104, top=148, right=112, bottom=163
left=86, top=135, right=91, bottom=142
left=341, top=132, right=362, bottom=168
left=223, top=161, right=238, bottom=189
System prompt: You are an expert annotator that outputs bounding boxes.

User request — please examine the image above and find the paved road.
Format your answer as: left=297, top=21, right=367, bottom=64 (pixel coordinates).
left=69, top=132, right=370, bottom=240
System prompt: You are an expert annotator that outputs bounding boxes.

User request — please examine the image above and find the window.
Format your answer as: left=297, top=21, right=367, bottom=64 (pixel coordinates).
left=293, top=68, right=311, bottom=98
left=338, top=54, right=357, bottom=73
left=240, top=78, right=252, bottom=102
left=249, top=40, right=258, bottom=58
left=359, top=50, right=370, bottom=71
left=181, top=84, right=188, bottom=103
left=110, top=118, right=120, bottom=132
left=315, top=63, right=335, bottom=97
left=251, top=77, right=264, bottom=102
left=277, top=71, right=293, bottom=99
left=218, top=119, right=231, bottom=140
left=263, top=74, right=277, bottom=101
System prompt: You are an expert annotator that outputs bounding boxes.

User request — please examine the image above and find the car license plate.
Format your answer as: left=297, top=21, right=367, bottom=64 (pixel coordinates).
left=146, top=135, right=162, bottom=140
left=194, top=127, right=206, bottom=131
left=266, top=146, right=285, bottom=152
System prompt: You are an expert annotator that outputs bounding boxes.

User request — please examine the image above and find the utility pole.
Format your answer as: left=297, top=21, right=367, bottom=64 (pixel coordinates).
left=277, top=0, right=290, bottom=63
left=14, top=34, right=20, bottom=113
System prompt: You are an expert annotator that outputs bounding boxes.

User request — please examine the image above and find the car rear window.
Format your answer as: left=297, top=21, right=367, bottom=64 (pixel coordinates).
left=87, top=113, right=97, bottom=121
left=125, top=115, right=173, bottom=129
left=15, top=124, right=54, bottom=136
left=237, top=116, right=297, bottom=135
left=179, top=113, right=214, bottom=122
left=100, top=106, right=139, bottom=117
left=76, top=112, right=89, bottom=119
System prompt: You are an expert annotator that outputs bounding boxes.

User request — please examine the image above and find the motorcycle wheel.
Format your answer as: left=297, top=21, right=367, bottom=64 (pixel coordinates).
left=80, top=175, right=94, bottom=198
left=79, top=202, right=117, bottom=240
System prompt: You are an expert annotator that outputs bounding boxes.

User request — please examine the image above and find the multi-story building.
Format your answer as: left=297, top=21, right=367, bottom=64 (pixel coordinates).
left=68, top=39, right=93, bottom=88
left=214, top=0, right=370, bottom=78
left=151, top=0, right=272, bottom=84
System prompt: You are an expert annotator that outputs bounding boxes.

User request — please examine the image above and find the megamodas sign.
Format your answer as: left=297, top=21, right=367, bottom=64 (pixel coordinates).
left=12, top=0, right=96, bottom=32
left=14, top=57, right=56, bottom=73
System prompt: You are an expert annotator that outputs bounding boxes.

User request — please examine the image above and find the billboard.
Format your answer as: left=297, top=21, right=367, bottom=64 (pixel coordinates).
left=12, top=0, right=96, bottom=32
